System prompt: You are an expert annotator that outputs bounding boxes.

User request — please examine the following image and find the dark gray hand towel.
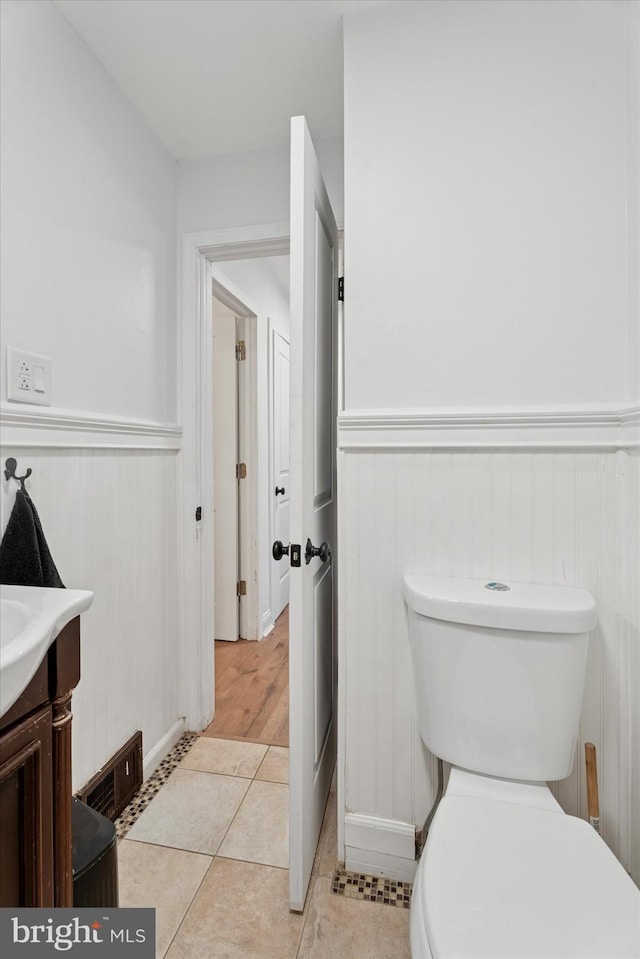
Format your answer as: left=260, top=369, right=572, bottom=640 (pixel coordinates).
left=0, top=489, right=65, bottom=587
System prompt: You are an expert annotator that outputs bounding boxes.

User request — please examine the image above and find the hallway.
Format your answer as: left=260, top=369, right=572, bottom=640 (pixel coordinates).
left=203, top=607, right=289, bottom=747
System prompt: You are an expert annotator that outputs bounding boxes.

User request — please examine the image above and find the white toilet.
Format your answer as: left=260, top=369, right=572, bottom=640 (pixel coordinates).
left=403, top=574, right=640, bottom=959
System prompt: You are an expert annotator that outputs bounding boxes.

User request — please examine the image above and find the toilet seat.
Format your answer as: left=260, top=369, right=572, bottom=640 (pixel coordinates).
left=414, top=795, right=640, bottom=959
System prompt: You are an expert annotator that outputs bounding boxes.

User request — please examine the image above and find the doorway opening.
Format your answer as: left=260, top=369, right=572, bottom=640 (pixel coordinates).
left=201, top=256, right=291, bottom=748
left=179, top=124, right=340, bottom=908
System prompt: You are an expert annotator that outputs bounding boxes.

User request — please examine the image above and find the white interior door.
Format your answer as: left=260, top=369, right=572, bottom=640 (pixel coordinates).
left=272, top=329, right=290, bottom=621
left=213, top=297, right=239, bottom=642
left=288, top=116, right=338, bottom=911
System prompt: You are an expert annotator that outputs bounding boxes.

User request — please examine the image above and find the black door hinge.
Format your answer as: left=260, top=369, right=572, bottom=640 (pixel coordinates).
left=195, top=506, right=202, bottom=522
left=338, top=277, right=344, bottom=302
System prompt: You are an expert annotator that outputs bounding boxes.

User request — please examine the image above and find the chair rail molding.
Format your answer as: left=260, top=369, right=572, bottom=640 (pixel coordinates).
left=0, top=406, right=182, bottom=450
left=338, top=405, right=640, bottom=451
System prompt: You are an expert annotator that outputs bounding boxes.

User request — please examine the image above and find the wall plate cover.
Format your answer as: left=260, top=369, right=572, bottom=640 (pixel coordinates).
left=7, top=347, right=52, bottom=406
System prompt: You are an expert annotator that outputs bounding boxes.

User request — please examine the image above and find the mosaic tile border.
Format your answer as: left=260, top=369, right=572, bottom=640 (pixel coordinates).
left=331, top=867, right=412, bottom=909
left=115, top=732, right=198, bottom=839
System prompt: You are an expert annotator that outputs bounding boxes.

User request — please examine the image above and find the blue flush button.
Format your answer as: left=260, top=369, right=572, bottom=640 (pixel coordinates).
left=485, top=582, right=510, bottom=591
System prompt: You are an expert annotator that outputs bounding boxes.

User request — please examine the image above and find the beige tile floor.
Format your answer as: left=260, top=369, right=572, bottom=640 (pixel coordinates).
left=118, top=738, right=411, bottom=959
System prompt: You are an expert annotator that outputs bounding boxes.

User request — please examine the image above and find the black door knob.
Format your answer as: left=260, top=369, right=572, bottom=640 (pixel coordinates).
left=275, top=486, right=286, bottom=496
left=272, top=540, right=290, bottom=561
left=304, top=538, right=332, bottom=565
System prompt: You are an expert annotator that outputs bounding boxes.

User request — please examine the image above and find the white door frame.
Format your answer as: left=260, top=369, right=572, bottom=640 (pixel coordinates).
left=269, top=325, right=291, bottom=624
left=212, top=282, right=259, bottom=641
left=211, top=294, right=241, bottom=642
left=179, top=224, right=290, bottom=730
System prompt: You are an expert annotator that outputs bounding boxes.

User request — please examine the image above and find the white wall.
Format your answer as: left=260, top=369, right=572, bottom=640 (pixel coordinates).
left=0, top=0, right=177, bottom=423
left=341, top=0, right=640, bottom=885
left=0, top=0, right=182, bottom=785
left=213, top=258, right=290, bottom=637
left=344, top=0, right=633, bottom=412
left=178, top=134, right=344, bottom=235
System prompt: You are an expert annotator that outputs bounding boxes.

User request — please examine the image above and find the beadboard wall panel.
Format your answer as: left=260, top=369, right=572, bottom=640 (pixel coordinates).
left=0, top=446, right=181, bottom=791
left=339, top=446, right=638, bottom=881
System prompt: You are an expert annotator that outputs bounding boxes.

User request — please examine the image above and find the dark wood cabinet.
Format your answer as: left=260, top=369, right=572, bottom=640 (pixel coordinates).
left=0, top=617, right=81, bottom=908
left=0, top=705, right=54, bottom=906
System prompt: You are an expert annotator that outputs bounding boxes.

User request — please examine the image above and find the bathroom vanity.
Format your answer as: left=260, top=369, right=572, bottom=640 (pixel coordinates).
left=0, top=585, right=93, bottom=908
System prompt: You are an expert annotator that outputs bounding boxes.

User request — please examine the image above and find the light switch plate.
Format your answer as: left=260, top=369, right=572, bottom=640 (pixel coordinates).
left=7, top=347, right=52, bottom=405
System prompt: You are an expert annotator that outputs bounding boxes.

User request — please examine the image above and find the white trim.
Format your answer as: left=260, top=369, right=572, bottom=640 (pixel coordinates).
left=235, top=311, right=260, bottom=641
left=211, top=274, right=262, bottom=643
left=344, top=812, right=417, bottom=882
left=268, top=318, right=276, bottom=627
left=621, top=406, right=640, bottom=441
left=187, top=220, right=342, bottom=261
left=338, top=406, right=640, bottom=451
left=178, top=237, right=213, bottom=731
left=345, top=849, right=418, bottom=883
left=268, top=323, right=292, bottom=625
left=0, top=406, right=182, bottom=449
left=344, top=812, right=416, bottom=859
left=142, top=718, right=187, bottom=781
left=213, top=278, right=257, bottom=318
left=336, top=450, right=347, bottom=865
left=187, top=222, right=290, bottom=261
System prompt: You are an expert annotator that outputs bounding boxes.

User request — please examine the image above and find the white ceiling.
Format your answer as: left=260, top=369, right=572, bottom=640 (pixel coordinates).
left=52, top=0, right=389, bottom=160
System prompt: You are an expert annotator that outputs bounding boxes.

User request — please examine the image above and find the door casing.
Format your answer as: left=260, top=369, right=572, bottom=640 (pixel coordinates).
left=179, top=219, right=345, bottom=866
left=269, top=327, right=291, bottom=622
left=212, top=295, right=240, bottom=641
left=179, top=225, right=290, bottom=734
left=211, top=284, right=259, bottom=641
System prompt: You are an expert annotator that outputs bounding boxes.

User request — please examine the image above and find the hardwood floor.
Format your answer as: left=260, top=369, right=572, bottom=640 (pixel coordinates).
left=200, top=607, right=289, bottom=747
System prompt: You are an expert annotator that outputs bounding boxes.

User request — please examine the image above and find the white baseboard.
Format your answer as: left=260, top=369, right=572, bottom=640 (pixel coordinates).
left=261, top=605, right=275, bottom=639
left=344, top=812, right=417, bottom=882
left=345, top=848, right=418, bottom=883
left=142, top=718, right=186, bottom=781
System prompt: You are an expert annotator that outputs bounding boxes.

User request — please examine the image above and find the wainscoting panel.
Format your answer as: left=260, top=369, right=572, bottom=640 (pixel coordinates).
left=0, top=445, right=180, bottom=792
left=338, top=440, right=639, bottom=882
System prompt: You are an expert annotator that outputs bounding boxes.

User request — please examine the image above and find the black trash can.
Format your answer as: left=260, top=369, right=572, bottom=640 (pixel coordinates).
left=72, top=797, right=119, bottom=907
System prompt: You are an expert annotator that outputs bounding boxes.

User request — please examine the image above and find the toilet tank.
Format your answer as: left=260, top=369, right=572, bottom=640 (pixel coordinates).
left=403, top=575, right=597, bottom=782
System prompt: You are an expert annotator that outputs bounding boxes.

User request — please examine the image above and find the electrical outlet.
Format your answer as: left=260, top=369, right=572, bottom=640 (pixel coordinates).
left=7, top=348, right=52, bottom=406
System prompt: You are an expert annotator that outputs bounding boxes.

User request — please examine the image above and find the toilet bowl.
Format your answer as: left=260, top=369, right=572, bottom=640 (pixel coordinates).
left=403, top=575, right=640, bottom=959
left=411, top=768, right=640, bottom=959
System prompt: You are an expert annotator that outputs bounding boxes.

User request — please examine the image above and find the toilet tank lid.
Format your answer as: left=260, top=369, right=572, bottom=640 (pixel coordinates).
left=403, top=574, right=597, bottom=633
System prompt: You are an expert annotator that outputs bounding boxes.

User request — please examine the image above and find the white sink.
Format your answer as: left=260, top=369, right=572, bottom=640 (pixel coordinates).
left=0, top=585, right=93, bottom=717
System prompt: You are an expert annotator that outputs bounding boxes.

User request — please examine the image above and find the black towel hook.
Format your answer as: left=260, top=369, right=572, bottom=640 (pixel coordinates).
left=4, top=458, right=32, bottom=494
